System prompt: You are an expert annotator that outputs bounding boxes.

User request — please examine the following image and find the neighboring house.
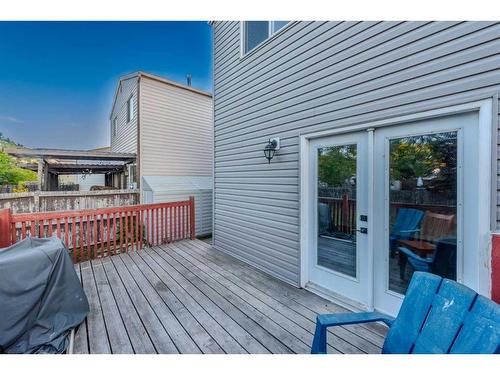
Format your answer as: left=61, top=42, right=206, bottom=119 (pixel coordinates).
left=211, top=21, right=500, bottom=315
left=109, top=71, right=213, bottom=235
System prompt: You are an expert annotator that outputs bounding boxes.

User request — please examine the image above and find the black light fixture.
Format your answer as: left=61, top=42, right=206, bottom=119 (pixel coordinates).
left=264, top=137, right=280, bottom=164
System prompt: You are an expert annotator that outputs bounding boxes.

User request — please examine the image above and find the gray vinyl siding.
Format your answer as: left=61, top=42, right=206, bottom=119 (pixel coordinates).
left=212, top=21, right=500, bottom=286
left=110, top=77, right=138, bottom=153
left=140, top=76, right=213, bottom=177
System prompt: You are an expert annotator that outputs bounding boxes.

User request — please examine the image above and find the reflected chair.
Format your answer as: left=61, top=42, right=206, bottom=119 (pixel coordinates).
left=311, top=272, right=500, bottom=354
left=389, top=208, right=424, bottom=257
left=398, top=211, right=455, bottom=280
left=398, top=237, right=457, bottom=280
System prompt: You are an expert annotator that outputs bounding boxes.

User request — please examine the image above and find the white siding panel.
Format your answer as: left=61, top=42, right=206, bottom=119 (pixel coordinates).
left=140, top=77, right=213, bottom=177
left=110, top=77, right=138, bottom=153
left=213, top=21, right=500, bottom=286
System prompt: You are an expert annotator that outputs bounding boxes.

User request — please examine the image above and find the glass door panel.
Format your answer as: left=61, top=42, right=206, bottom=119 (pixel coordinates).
left=317, top=144, right=357, bottom=278
left=308, top=132, right=369, bottom=308
left=388, top=131, right=458, bottom=294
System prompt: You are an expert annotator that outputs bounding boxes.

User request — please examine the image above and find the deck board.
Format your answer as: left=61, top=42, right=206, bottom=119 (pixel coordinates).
left=174, top=241, right=380, bottom=353
left=91, top=260, right=134, bottom=353
left=72, top=264, right=89, bottom=354
left=99, top=258, right=158, bottom=353
left=110, top=255, right=190, bottom=353
left=132, top=250, right=246, bottom=353
left=80, top=261, right=111, bottom=354
left=152, top=245, right=297, bottom=353
left=161, top=243, right=331, bottom=353
left=184, top=240, right=388, bottom=345
left=169, top=242, right=363, bottom=353
left=120, top=252, right=221, bottom=353
left=74, top=239, right=387, bottom=354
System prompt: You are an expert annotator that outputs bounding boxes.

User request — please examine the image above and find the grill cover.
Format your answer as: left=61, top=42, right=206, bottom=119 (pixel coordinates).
left=0, top=236, right=89, bottom=353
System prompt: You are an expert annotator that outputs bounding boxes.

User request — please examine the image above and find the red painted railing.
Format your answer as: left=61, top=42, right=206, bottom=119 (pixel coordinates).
left=319, top=195, right=356, bottom=235
left=0, top=197, right=195, bottom=263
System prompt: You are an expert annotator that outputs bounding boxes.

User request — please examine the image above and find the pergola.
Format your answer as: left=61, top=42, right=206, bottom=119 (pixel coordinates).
left=5, top=148, right=136, bottom=191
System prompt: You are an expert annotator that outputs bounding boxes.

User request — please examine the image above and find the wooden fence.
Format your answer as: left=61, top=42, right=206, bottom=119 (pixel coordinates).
left=0, top=189, right=139, bottom=214
left=0, top=198, right=195, bottom=263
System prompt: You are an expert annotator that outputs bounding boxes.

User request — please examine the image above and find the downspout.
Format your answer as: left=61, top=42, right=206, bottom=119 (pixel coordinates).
left=210, top=22, right=216, bottom=246
left=136, top=74, right=141, bottom=198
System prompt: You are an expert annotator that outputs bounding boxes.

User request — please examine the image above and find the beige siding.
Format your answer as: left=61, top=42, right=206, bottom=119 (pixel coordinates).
left=110, top=77, right=138, bottom=153
left=140, top=76, right=213, bottom=177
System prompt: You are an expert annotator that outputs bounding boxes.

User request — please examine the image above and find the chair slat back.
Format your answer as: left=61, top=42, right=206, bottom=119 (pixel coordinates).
left=382, top=273, right=442, bottom=353
left=420, top=211, right=455, bottom=242
left=450, top=295, right=500, bottom=354
left=382, top=272, right=500, bottom=354
left=393, top=208, right=424, bottom=236
left=412, top=280, right=476, bottom=353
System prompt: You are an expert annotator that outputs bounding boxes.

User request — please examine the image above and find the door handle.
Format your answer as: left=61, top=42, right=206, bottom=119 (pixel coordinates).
left=356, top=227, right=368, bottom=234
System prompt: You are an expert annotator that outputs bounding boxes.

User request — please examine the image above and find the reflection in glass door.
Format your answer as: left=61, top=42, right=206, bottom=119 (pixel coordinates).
left=317, top=144, right=357, bottom=278
left=388, top=131, right=457, bottom=294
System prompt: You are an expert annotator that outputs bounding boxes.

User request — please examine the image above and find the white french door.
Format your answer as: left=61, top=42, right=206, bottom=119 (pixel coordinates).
left=373, top=112, right=479, bottom=316
left=303, top=106, right=490, bottom=316
left=307, top=132, right=370, bottom=308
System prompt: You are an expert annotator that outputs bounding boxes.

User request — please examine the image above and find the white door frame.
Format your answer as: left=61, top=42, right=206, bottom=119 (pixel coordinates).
left=299, top=99, right=493, bottom=310
left=307, top=132, right=370, bottom=309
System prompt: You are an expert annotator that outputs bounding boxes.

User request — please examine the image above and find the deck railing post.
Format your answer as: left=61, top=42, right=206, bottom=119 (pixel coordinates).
left=189, top=196, right=195, bottom=240
left=0, top=208, right=12, bottom=248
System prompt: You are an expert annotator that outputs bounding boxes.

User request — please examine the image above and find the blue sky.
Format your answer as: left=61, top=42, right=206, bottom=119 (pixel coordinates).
left=0, top=21, right=212, bottom=149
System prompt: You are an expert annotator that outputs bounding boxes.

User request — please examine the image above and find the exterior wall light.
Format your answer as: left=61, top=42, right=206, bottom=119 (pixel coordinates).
left=264, top=137, right=280, bottom=164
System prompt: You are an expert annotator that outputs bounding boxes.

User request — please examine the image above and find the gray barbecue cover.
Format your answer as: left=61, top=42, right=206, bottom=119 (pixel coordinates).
left=0, top=236, right=89, bottom=353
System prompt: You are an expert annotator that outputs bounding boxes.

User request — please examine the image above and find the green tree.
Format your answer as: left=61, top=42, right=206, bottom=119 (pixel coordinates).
left=318, top=145, right=356, bottom=187
left=389, top=132, right=457, bottom=194
left=0, top=151, right=37, bottom=185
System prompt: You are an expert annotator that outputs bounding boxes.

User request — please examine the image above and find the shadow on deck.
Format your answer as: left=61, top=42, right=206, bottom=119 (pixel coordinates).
left=74, top=239, right=387, bottom=354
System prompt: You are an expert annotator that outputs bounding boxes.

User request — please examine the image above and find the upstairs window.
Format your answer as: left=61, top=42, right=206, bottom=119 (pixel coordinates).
left=242, top=21, right=290, bottom=55
left=112, top=117, right=117, bottom=137
left=127, top=96, right=134, bottom=122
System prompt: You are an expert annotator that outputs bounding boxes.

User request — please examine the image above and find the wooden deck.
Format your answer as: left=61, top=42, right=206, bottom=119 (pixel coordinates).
left=73, top=239, right=387, bottom=354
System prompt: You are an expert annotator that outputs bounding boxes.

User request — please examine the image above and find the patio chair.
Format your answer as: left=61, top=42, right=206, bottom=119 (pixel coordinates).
left=398, top=211, right=456, bottom=280
left=389, top=208, right=424, bottom=258
left=311, top=272, right=500, bottom=354
left=398, top=237, right=456, bottom=280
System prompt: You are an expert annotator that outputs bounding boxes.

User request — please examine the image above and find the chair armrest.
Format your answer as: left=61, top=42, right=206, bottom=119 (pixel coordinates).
left=398, top=247, right=432, bottom=263
left=398, top=229, right=420, bottom=234
left=311, top=312, right=394, bottom=354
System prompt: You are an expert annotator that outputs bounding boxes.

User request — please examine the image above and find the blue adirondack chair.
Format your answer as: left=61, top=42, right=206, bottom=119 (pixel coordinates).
left=398, top=237, right=457, bottom=280
left=311, top=272, right=500, bottom=354
left=389, top=208, right=425, bottom=257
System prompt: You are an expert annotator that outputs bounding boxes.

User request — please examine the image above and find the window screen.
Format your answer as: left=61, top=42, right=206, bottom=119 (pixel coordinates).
left=244, top=21, right=269, bottom=54
left=243, top=21, right=290, bottom=55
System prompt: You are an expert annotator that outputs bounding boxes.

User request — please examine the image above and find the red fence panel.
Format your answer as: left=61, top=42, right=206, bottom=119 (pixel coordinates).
left=1, top=198, right=195, bottom=263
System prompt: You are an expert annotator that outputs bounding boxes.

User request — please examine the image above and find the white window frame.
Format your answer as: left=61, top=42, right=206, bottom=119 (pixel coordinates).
left=127, top=96, right=134, bottom=123
left=240, top=21, right=291, bottom=57
left=112, top=117, right=117, bottom=137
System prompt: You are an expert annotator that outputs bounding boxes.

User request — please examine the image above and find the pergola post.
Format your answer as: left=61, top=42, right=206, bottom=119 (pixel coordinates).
left=37, top=159, right=44, bottom=191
